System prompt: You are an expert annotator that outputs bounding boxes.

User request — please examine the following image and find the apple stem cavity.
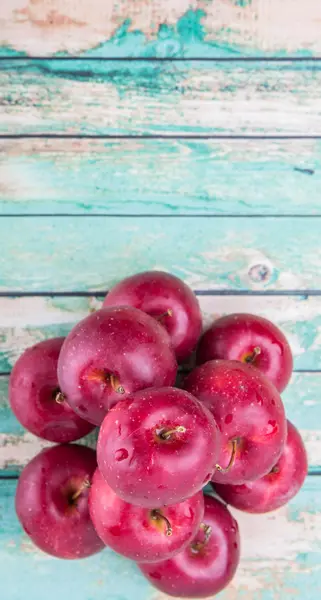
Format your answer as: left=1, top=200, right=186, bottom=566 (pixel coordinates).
left=156, top=308, right=173, bottom=321
left=55, top=390, right=66, bottom=404
left=215, top=438, right=239, bottom=474
left=158, top=425, right=186, bottom=441
left=109, top=374, right=125, bottom=395
left=270, top=465, right=280, bottom=474
left=150, top=510, right=173, bottom=537
left=71, top=477, right=91, bottom=502
left=191, top=523, right=212, bottom=553
left=245, top=346, right=261, bottom=364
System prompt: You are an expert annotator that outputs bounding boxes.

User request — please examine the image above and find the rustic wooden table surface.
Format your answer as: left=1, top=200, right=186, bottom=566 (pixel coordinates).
left=1, top=1, right=321, bottom=599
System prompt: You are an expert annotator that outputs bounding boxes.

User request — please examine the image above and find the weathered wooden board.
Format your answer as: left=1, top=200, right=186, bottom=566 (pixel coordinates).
left=1, top=138, right=320, bottom=215
left=1, top=477, right=320, bottom=600
left=1, top=216, right=321, bottom=292
left=1, top=371, right=320, bottom=473
left=1, top=61, right=321, bottom=135
left=0, top=294, right=321, bottom=371
left=1, top=0, right=321, bottom=57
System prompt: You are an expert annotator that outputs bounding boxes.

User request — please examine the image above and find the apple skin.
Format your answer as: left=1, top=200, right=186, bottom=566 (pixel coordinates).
left=57, top=306, right=177, bottom=426
left=9, top=337, right=95, bottom=443
left=15, top=444, right=105, bottom=559
left=97, top=387, right=221, bottom=507
left=89, top=468, right=204, bottom=563
left=103, top=271, right=202, bottom=363
left=213, top=420, right=307, bottom=513
left=139, top=495, right=240, bottom=598
left=196, top=313, right=293, bottom=393
left=183, top=360, right=287, bottom=485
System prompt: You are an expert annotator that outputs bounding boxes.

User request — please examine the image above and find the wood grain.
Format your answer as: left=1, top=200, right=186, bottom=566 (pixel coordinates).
left=1, top=138, right=320, bottom=215
left=1, top=216, right=321, bottom=292
left=0, top=294, right=321, bottom=372
left=1, top=0, right=321, bottom=57
left=1, top=61, right=321, bottom=135
left=1, top=477, right=321, bottom=600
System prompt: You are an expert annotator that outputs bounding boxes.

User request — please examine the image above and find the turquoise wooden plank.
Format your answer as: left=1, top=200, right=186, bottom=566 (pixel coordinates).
left=1, top=138, right=320, bottom=215
left=1, top=1, right=320, bottom=57
left=0, top=294, right=321, bottom=372
left=1, top=477, right=320, bottom=600
left=1, top=371, right=320, bottom=472
left=1, top=61, right=320, bottom=135
left=1, top=216, right=321, bottom=292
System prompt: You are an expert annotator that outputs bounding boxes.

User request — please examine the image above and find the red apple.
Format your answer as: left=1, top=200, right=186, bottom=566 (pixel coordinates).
left=89, top=468, right=204, bottom=563
left=103, top=271, right=202, bottom=363
left=184, top=360, right=287, bottom=485
left=139, top=495, right=240, bottom=598
left=196, top=313, right=293, bottom=392
left=15, top=444, right=105, bottom=559
left=97, top=387, right=221, bottom=507
left=9, top=337, right=95, bottom=443
left=214, top=420, right=307, bottom=513
left=58, top=306, right=177, bottom=426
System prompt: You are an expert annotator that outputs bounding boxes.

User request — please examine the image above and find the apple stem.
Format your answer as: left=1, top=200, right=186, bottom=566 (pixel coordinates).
left=270, top=465, right=280, bottom=474
left=191, top=523, right=212, bottom=553
left=71, top=478, right=91, bottom=502
left=158, top=425, right=186, bottom=440
left=55, top=391, right=66, bottom=404
left=156, top=308, right=173, bottom=321
left=151, top=510, right=173, bottom=537
left=215, top=438, right=239, bottom=474
left=110, top=374, right=125, bottom=395
left=245, top=346, right=261, bottom=363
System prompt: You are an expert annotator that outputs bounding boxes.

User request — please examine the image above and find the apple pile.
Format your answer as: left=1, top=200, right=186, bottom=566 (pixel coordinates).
left=9, top=271, right=308, bottom=598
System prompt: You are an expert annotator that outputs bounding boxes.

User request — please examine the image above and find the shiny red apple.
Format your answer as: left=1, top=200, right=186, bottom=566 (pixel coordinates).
left=139, top=495, right=240, bottom=598
left=9, top=337, right=95, bottom=442
left=103, top=271, right=202, bottom=363
left=184, top=360, right=287, bottom=485
left=15, top=444, right=105, bottom=559
left=89, top=468, right=204, bottom=563
left=196, top=313, right=293, bottom=392
left=58, top=306, right=177, bottom=426
left=214, top=420, right=307, bottom=513
left=97, top=387, right=221, bottom=507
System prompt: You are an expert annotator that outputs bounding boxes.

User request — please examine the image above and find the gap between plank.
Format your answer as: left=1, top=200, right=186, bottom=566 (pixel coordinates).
left=1, top=134, right=321, bottom=140
left=0, top=290, right=320, bottom=297
left=1, top=56, right=321, bottom=62
left=0, top=214, right=320, bottom=219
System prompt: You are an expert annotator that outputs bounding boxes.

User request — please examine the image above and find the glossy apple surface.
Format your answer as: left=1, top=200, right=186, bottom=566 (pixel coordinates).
left=103, top=271, right=202, bottom=363
left=214, top=420, right=307, bottom=513
left=58, top=306, right=177, bottom=426
left=196, top=313, right=293, bottom=392
left=139, top=495, right=240, bottom=598
left=184, top=360, right=287, bottom=485
left=89, top=468, right=204, bottom=563
left=9, top=337, right=94, bottom=442
left=15, top=444, right=105, bottom=559
left=97, top=387, right=221, bottom=507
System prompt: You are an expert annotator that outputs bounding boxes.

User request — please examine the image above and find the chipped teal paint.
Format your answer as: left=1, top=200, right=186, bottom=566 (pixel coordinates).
left=0, top=7, right=317, bottom=59
left=1, top=295, right=321, bottom=371
left=1, top=478, right=321, bottom=600
left=1, top=139, right=320, bottom=215
left=1, top=372, right=320, bottom=467
left=1, top=60, right=320, bottom=136
left=1, top=7, right=321, bottom=598
left=1, top=216, right=321, bottom=292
